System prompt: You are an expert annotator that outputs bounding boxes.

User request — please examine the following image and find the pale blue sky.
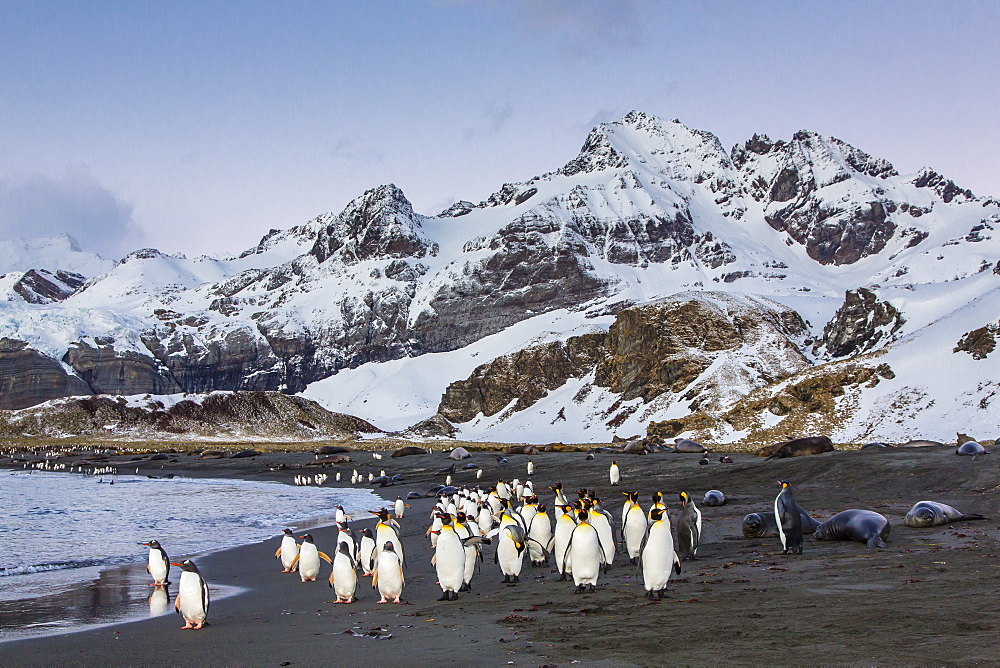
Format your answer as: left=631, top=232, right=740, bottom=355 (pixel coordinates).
left=1, top=1, right=997, bottom=259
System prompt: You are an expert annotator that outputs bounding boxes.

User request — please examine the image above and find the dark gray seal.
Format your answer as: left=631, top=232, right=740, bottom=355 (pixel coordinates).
left=674, top=439, right=708, bottom=453
left=391, top=446, right=429, bottom=458
left=702, top=490, right=726, bottom=506
left=742, top=510, right=820, bottom=538
left=763, top=436, right=834, bottom=460
left=813, top=510, right=891, bottom=548
left=900, top=439, right=944, bottom=447
left=956, top=441, right=988, bottom=456
left=904, top=501, right=986, bottom=528
left=860, top=442, right=891, bottom=449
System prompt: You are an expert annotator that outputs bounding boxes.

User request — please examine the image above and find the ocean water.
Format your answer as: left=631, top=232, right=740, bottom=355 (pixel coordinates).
left=0, top=470, right=385, bottom=641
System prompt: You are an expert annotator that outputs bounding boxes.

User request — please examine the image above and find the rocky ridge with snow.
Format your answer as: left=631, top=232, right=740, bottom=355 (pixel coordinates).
left=1, top=111, right=998, bottom=444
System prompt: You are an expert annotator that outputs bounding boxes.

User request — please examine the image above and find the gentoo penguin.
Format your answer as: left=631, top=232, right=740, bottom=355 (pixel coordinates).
left=372, top=509, right=405, bottom=567
left=553, top=504, right=577, bottom=580
left=143, top=540, right=170, bottom=586
left=526, top=503, right=552, bottom=567
left=275, top=529, right=299, bottom=573
left=357, top=527, right=377, bottom=576
left=676, top=492, right=702, bottom=560
left=171, top=559, right=209, bottom=629
left=293, top=534, right=332, bottom=582
left=373, top=541, right=405, bottom=603
left=775, top=480, right=804, bottom=555
left=564, top=509, right=605, bottom=592
left=476, top=468, right=483, bottom=480
left=622, top=491, right=648, bottom=564
left=433, top=513, right=466, bottom=600
left=609, top=461, right=620, bottom=486
left=393, top=497, right=410, bottom=519
left=496, top=524, right=527, bottom=583
left=327, top=542, right=358, bottom=603
left=639, top=508, right=681, bottom=598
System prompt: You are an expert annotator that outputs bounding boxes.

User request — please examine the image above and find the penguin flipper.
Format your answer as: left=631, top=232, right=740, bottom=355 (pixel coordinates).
left=673, top=553, right=682, bottom=575
left=318, top=551, right=333, bottom=564
left=174, top=593, right=182, bottom=613
left=526, top=537, right=550, bottom=562
left=201, top=577, right=210, bottom=616
left=275, top=547, right=282, bottom=558
left=289, top=554, right=300, bottom=569
left=146, top=565, right=151, bottom=573
left=430, top=554, right=437, bottom=566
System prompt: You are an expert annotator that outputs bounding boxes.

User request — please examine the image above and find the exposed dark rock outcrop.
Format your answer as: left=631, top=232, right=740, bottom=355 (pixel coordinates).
left=404, top=414, right=458, bottom=439
left=954, top=325, right=998, bottom=360
left=12, top=269, right=86, bottom=304
left=815, top=288, right=905, bottom=359
left=63, top=338, right=180, bottom=396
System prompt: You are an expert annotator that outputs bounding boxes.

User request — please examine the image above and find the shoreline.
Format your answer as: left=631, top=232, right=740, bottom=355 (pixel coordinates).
left=2, top=445, right=999, bottom=665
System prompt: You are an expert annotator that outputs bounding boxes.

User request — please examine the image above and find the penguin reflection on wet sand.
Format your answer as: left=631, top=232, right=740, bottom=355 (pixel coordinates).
left=171, top=559, right=209, bottom=630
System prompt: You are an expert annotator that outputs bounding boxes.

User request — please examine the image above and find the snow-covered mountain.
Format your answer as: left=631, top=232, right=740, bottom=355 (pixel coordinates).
left=1, top=112, right=997, bottom=444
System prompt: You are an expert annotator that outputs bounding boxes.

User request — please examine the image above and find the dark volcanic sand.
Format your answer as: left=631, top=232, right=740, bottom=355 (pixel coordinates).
left=3, top=445, right=999, bottom=666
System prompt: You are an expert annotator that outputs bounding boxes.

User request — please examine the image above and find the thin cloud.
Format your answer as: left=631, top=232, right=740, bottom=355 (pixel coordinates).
left=461, top=101, right=515, bottom=141
left=512, top=0, right=649, bottom=58
left=0, top=171, right=142, bottom=261
left=329, top=139, right=386, bottom=168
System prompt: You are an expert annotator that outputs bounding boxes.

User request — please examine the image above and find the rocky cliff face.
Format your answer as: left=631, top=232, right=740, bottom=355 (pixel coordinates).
left=0, top=338, right=91, bottom=409
left=814, top=288, right=905, bottom=359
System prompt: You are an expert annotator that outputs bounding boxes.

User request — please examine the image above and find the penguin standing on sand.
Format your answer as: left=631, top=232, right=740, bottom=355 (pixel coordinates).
left=292, top=534, right=333, bottom=582
left=648, top=491, right=666, bottom=521
left=433, top=513, right=466, bottom=600
left=526, top=504, right=552, bottom=567
left=372, top=509, right=405, bottom=566
left=359, top=528, right=377, bottom=576
left=327, top=542, right=358, bottom=603
left=639, top=508, right=681, bottom=598
left=609, top=461, right=620, bottom=486
left=496, top=524, right=527, bottom=583
left=676, top=492, right=702, bottom=560
left=584, top=499, right=615, bottom=569
left=775, top=480, right=803, bottom=555
left=171, top=559, right=209, bottom=630
left=553, top=504, right=577, bottom=580
left=274, top=529, right=299, bottom=573
left=143, top=540, right=170, bottom=586
left=564, top=509, right=605, bottom=592
left=394, top=497, right=410, bottom=519
left=374, top=541, right=405, bottom=603
left=622, top=492, right=647, bottom=565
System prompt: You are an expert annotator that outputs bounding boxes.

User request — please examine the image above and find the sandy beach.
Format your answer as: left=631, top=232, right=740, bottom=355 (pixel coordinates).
left=3, top=444, right=999, bottom=666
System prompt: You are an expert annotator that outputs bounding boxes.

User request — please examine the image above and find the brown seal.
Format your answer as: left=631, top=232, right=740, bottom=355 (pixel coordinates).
left=760, top=436, right=834, bottom=460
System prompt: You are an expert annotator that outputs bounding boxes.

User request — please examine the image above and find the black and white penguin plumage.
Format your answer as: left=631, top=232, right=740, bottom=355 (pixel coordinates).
left=143, top=539, right=170, bottom=586
left=676, top=492, right=702, bottom=561
left=171, top=559, right=209, bottom=629
left=775, top=480, right=804, bottom=555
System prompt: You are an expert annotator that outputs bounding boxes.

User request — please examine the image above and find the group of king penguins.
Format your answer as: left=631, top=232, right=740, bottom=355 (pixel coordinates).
left=141, top=540, right=211, bottom=630
left=271, top=461, right=721, bottom=603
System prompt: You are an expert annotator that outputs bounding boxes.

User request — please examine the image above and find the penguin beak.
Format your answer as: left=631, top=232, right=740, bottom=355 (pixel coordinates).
left=169, top=562, right=182, bottom=567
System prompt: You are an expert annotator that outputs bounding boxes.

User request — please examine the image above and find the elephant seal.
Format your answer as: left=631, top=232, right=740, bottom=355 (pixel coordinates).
left=899, top=439, right=944, bottom=447
left=316, top=445, right=351, bottom=455
left=449, top=447, right=472, bottom=460
left=762, top=436, right=834, bottom=460
left=860, top=442, right=891, bottom=449
left=742, top=510, right=820, bottom=538
left=904, top=501, right=987, bottom=528
left=674, top=438, right=708, bottom=453
left=814, top=510, right=891, bottom=548
left=405, top=491, right=423, bottom=500
left=391, top=446, right=429, bottom=458
left=230, top=449, right=262, bottom=458
left=702, top=490, right=726, bottom=507
left=956, top=441, right=988, bottom=456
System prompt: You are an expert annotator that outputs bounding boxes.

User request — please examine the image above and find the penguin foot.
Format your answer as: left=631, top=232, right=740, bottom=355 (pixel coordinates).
left=377, top=597, right=388, bottom=604
left=450, top=591, right=459, bottom=601
left=574, top=584, right=585, bottom=593
left=501, top=575, right=511, bottom=583
left=645, top=590, right=655, bottom=599
left=459, top=583, right=471, bottom=592
left=438, top=592, right=451, bottom=601
left=656, top=589, right=667, bottom=599
left=512, top=575, right=519, bottom=583
left=587, top=584, right=596, bottom=593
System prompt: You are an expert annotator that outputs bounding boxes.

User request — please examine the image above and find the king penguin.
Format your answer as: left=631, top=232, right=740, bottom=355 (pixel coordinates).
left=564, top=509, right=605, bottom=592
left=676, top=491, right=702, bottom=560
left=775, top=480, right=803, bottom=555
left=526, top=503, right=552, bottom=567
left=639, top=508, right=681, bottom=598
left=171, top=559, right=209, bottom=629
left=609, top=461, right=620, bottom=486
left=143, top=539, right=170, bottom=586
left=553, top=504, right=577, bottom=580
left=433, top=513, right=466, bottom=600
left=373, top=541, right=405, bottom=603
left=275, top=528, right=299, bottom=573
left=328, top=542, right=358, bottom=603
left=622, top=492, right=648, bottom=565
left=496, top=524, right=527, bottom=583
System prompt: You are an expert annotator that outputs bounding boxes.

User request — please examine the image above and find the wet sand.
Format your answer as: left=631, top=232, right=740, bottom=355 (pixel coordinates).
left=3, top=445, right=999, bottom=666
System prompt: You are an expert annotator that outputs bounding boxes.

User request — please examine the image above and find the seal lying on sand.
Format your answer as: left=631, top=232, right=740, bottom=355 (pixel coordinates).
left=674, top=439, right=708, bottom=453
left=956, top=441, right=989, bottom=456
left=904, top=501, right=987, bottom=527
left=742, top=510, right=820, bottom=538
left=761, top=436, right=834, bottom=460
left=702, top=490, right=726, bottom=507
left=814, top=510, right=890, bottom=548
